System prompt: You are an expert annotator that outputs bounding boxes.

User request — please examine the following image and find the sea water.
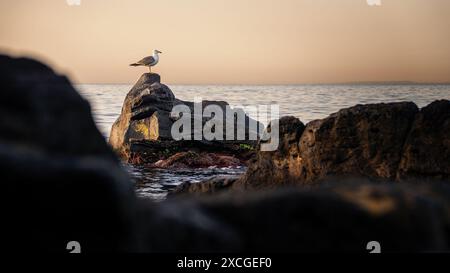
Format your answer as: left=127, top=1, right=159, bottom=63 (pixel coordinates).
left=77, top=84, right=450, bottom=200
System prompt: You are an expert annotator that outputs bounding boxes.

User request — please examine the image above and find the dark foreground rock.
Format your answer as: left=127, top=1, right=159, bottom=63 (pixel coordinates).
left=109, top=73, right=260, bottom=167
left=167, top=181, right=450, bottom=252
left=0, top=55, right=137, bottom=252
left=141, top=180, right=450, bottom=252
left=236, top=101, right=449, bottom=190
left=2, top=55, right=450, bottom=253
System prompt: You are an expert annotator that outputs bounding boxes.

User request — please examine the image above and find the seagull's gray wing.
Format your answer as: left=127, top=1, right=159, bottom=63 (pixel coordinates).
left=136, top=56, right=155, bottom=66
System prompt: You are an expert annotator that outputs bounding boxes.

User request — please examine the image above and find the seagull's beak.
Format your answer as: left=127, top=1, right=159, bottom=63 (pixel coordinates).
left=156, top=50, right=162, bottom=54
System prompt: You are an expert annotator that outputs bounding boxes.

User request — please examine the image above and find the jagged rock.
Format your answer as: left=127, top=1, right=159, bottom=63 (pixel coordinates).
left=0, top=55, right=137, bottom=252
left=109, top=73, right=176, bottom=155
left=109, top=72, right=261, bottom=166
left=237, top=102, right=430, bottom=189
left=296, top=102, right=419, bottom=183
left=397, top=100, right=450, bottom=181
left=237, top=116, right=306, bottom=189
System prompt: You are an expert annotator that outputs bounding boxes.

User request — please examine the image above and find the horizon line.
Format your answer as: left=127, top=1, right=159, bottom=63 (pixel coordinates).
left=75, top=81, right=450, bottom=86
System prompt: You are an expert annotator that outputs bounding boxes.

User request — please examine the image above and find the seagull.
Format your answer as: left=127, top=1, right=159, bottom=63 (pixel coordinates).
left=130, top=49, right=162, bottom=73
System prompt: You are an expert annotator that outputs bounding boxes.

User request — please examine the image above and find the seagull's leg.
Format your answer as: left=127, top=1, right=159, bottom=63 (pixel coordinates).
left=149, top=66, right=152, bottom=73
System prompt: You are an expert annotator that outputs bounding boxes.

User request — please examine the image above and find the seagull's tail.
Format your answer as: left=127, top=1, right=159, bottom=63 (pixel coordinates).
left=129, top=63, right=140, bottom=66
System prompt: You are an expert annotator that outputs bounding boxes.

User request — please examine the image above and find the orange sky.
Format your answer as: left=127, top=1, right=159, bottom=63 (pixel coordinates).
left=0, top=0, right=449, bottom=84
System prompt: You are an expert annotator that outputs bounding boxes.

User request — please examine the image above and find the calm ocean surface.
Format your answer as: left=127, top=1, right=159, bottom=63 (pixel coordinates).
left=77, top=84, right=450, bottom=200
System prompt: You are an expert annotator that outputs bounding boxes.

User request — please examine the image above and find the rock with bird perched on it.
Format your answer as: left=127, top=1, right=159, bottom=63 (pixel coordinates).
left=109, top=73, right=262, bottom=167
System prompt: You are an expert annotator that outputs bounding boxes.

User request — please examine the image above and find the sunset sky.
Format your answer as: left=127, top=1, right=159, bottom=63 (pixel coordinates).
left=0, top=0, right=449, bottom=84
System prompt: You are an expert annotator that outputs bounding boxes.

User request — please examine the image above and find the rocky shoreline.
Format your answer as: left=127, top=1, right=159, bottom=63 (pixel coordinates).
left=2, top=54, right=450, bottom=252
left=109, top=72, right=259, bottom=168
left=171, top=100, right=449, bottom=195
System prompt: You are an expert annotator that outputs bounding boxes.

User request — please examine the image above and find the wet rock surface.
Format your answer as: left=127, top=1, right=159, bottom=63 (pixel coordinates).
left=153, top=152, right=241, bottom=169
left=127, top=139, right=255, bottom=166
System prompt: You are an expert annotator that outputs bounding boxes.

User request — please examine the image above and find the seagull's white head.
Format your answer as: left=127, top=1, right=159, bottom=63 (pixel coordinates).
left=154, top=49, right=162, bottom=55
